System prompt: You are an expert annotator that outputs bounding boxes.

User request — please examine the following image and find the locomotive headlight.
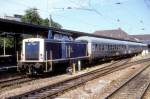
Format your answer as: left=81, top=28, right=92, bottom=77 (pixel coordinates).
left=21, top=53, right=24, bottom=56
left=40, top=53, right=43, bottom=59
left=21, top=53, right=24, bottom=60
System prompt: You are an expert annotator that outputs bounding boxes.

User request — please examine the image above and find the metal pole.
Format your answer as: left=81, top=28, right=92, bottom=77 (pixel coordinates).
left=78, top=60, right=81, bottom=71
left=16, top=51, right=18, bottom=62
left=69, top=45, right=71, bottom=58
left=3, top=37, right=6, bottom=56
left=49, top=14, right=52, bottom=27
left=46, top=51, right=48, bottom=72
left=72, top=62, right=76, bottom=74
left=50, top=50, right=53, bottom=71
left=16, top=51, right=19, bottom=71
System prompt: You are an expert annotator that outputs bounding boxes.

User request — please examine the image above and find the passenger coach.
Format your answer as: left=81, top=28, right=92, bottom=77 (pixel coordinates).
left=76, top=36, right=147, bottom=60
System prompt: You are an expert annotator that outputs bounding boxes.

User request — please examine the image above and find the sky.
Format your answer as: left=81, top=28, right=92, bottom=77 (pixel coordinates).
left=0, top=0, right=150, bottom=35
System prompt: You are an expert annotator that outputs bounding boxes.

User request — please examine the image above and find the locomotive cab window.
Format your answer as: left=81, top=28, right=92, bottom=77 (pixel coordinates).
left=25, top=41, right=40, bottom=60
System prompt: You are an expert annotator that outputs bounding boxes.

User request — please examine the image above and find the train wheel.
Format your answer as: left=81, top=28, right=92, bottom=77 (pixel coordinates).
left=17, top=63, right=26, bottom=73
left=35, top=63, right=43, bottom=74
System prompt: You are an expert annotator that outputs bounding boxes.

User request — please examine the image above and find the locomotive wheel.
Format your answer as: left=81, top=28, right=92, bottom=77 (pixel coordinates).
left=17, top=63, right=26, bottom=73
left=35, top=63, right=43, bottom=74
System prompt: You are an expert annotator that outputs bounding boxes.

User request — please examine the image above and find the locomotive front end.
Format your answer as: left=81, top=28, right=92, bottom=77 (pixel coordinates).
left=18, top=38, right=45, bottom=75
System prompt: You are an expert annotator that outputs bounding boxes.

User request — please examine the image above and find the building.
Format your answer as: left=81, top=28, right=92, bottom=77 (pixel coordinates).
left=3, top=14, right=22, bottom=22
left=93, top=28, right=139, bottom=41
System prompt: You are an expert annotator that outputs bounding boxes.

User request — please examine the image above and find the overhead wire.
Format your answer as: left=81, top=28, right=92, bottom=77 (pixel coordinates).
left=118, top=0, right=146, bottom=31
left=144, top=0, right=150, bottom=10
left=4, top=0, right=54, bottom=17
left=2, top=0, right=100, bottom=32
left=1, top=0, right=148, bottom=33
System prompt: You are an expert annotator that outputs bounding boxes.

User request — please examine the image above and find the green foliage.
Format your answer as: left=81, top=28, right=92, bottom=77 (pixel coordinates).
left=0, top=36, right=14, bottom=48
left=22, top=8, right=42, bottom=25
left=51, top=19, right=62, bottom=28
left=42, top=18, right=49, bottom=26
left=21, top=8, right=62, bottom=28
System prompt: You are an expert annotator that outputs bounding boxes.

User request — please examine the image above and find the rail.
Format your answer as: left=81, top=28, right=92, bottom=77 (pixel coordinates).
left=105, top=63, right=150, bottom=99
left=9, top=58, right=150, bottom=99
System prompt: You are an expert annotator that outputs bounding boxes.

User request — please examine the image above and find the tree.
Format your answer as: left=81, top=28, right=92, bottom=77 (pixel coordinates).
left=0, top=36, right=14, bottom=55
left=0, top=36, right=14, bottom=48
left=42, top=18, right=62, bottom=28
left=51, top=19, right=62, bottom=28
left=22, top=8, right=42, bottom=25
left=42, top=18, right=49, bottom=26
left=21, top=8, right=62, bottom=28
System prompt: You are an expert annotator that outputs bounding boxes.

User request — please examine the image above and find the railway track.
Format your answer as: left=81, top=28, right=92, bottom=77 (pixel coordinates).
left=0, top=75, right=35, bottom=92
left=9, top=58, right=150, bottom=99
left=105, top=63, right=150, bottom=99
left=0, top=58, right=125, bottom=91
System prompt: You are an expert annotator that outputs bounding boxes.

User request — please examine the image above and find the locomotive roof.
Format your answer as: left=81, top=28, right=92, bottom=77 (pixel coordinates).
left=23, top=38, right=87, bottom=44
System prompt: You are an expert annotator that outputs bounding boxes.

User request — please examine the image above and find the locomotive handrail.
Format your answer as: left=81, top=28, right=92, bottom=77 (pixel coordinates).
left=18, top=56, right=89, bottom=63
left=46, top=56, right=90, bottom=62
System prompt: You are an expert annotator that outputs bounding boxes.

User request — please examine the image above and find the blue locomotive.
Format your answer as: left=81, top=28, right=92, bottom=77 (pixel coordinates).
left=18, top=38, right=87, bottom=74
left=17, top=36, right=147, bottom=74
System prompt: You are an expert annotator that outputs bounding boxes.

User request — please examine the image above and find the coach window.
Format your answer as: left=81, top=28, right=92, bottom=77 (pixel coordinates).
left=106, top=44, right=108, bottom=50
left=113, top=45, right=114, bottom=50
left=104, top=45, right=106, bottom=51
left=92, top=44, right=95, bottom=51
left=113, top=45, right=115, bottom=50
left=110, top=45, right=112, bottom=50
left=99, top=44, right=101, bottom=51
left=98, top=44, right=100, bottom=51
left=109, top=45, right=111, bottom=50
left=96, top=44, right=98, bottom=51
left=115, top=45, right=117, bottom=50
left=118, top=45, right=120, bottom=50
left=102, top=45, right=104, bottom=51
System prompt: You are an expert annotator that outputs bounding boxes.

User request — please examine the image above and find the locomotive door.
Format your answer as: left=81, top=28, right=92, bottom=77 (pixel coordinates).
left=61, top=42, right=66, bottom=58
left=65, top=43, right=72, bottom=58
left=66, top=44, right=70, bottom=58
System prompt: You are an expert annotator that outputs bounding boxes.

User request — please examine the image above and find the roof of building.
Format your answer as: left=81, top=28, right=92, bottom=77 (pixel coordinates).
left=0, top=18, right=141, bottom=43
left=94, top=28, right=137, bottom=41
left=130, top=35, right=150, bottom=40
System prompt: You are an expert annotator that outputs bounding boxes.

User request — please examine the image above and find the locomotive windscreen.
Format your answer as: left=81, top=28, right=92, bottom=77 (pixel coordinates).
left=25, top=41, right=39, bottom=60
